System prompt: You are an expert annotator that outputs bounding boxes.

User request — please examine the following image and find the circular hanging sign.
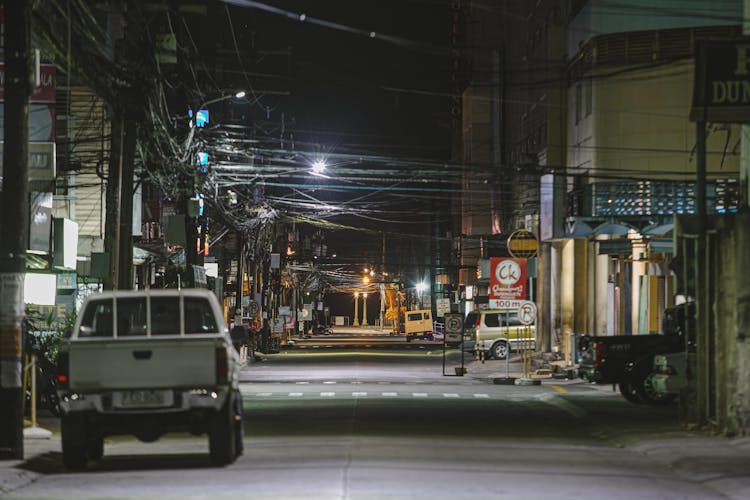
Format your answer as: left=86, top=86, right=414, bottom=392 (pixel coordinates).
left=248, top=301, right=260, bottom=316
left=507, top=229, right=539, bottom=259
left=445, top=314, right=463, bottom=334
left=517, top=301, right=537, bottom=326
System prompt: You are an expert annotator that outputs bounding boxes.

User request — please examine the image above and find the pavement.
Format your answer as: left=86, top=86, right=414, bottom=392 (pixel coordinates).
left=3, top=344, right=750, bottom=498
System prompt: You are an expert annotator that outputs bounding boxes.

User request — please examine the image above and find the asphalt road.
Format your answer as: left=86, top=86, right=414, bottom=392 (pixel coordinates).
left=4, top=347, right=749, bottom=499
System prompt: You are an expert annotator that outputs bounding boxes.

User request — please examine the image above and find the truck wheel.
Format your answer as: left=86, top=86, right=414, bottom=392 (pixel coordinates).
left=618, top=382, right=644, bottom=404
left=61, top=414, right=88, bottom=470
left=491, top=341, right=509, bottom=360
left=209, top=392, right=237, bottom=466
left=87, top=433, right=104, bottom=461
left=233, top=389, right=244, bottom=458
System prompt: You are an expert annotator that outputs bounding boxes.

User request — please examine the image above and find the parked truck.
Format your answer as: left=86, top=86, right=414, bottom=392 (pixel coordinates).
left=577, top=302, right=693, bottom=404
left=56, top=289, right=243, bottom=469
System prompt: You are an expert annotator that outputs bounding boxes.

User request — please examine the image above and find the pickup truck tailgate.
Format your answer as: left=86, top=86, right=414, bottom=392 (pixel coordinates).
left=68, top=338, right=222, bottom=391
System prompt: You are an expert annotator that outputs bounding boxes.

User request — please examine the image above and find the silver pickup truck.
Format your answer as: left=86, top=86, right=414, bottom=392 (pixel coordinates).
left=56, top=289, right=243, bottom=469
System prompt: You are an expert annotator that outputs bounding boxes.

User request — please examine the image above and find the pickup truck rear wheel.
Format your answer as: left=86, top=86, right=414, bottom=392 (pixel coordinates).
left=87, top=433, right=104, bottom=461
left=61, top=414, right=88, bottom=470
left=618, top=382, right=644, bottom=404
left=233, top=389, right=244, bottom=458
left=491, top=341, right=509, bottom=360
left=209, top=392, right=237, bottom=465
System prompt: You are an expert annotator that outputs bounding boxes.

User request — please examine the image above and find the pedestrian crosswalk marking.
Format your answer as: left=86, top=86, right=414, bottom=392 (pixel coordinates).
left=241, top=390, right=540, bottom=401
left=296, top=381, right=309, bottom=385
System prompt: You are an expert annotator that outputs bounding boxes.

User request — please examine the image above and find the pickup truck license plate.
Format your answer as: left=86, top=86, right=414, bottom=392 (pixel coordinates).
left=114, top=390, right=173, bottom=408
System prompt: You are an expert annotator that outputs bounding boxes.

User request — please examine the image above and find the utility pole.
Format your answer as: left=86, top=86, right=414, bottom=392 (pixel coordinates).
left=0, top=0, right=32, bottom=460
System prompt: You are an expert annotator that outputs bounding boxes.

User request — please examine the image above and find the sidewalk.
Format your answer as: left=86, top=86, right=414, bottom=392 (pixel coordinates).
left=1, top=416, right=60, bottom=495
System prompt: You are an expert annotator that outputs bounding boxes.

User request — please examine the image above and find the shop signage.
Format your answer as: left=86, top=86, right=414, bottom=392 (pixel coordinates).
left=691, top=37, right=750, bottom=122
left=489, top=257, right=526, bottom=301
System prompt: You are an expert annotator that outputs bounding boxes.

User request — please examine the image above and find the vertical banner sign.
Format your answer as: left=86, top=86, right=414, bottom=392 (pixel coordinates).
left=690, top=37, right=750, bottom=123
left=489, top=258, right=526, bottom=301
left=0, top=273, right=24, bottom=388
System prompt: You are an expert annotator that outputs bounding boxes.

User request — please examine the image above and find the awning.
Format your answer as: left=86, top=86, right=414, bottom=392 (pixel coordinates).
left=642, top=223, right=674, bottom=236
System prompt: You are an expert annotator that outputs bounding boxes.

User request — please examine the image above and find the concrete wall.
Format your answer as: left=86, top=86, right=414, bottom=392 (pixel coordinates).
left=569, top=62, right=741, bottom=179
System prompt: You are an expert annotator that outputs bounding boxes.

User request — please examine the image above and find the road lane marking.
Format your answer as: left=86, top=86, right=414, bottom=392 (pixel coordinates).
left=382, top=392, right=398, bottom=397
left=474, top=394, right=490, bottom=398
left=549, top=385, right=567, bottom=393
left=536, top=393, right=587, bottom=418
left=443, top=393, right=460, bottom=398
left=288, top=392, right=303, bottom=397
left=413, top=393, right=428, bottom=397
left=321, top=392, right=335, bottom=397
left=323, top=381, right=336, bottom=384
left=296, top=381, right=309, bottom=385
left=352, top=392, right=367, bottom=397
left=255, top=392, right=273, bottom=397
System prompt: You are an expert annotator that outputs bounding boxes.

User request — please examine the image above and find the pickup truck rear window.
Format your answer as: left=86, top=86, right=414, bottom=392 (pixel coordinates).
left=77, top=295, right=220, bottom=337
left=184, top=297, right=219, bottom=334
left=150, top=297, right=181, bottom=335
left=117, top=297, right=147, bottom=336
left=78, top=299, right=114, bottom=337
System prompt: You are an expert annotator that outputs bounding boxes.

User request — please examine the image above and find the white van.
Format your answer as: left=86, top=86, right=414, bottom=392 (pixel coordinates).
left=462, top=308, right=536, bottom=359
left=404, top=309, right=433, bottom=341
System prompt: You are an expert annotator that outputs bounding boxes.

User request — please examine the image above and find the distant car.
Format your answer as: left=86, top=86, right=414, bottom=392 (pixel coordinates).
left=462, top=309, right=536, bottom=360
left=404, top=309, right=433, bottom=341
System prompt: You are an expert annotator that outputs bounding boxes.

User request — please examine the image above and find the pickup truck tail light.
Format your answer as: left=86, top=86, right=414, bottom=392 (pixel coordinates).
left=593, top=341, right=606, bottom=367
left=215, top=347, right=228, bottom=385
left=56, top=351, right=70, bottom=389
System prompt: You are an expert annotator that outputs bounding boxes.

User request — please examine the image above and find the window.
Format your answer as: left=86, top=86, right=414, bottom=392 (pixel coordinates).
left=151, top=297, right=181, bottom=335
left=184, top=297, right=218, bottom=334
left=407, top=312, right=423, bottom=322
left=78, top=299, right=114, bottom=337
left=116, top=297, right=147, bottom=336
left=503, top=314, right=522, bottom=327
left=464, top=312, right=479, bottom=330
left=484, top=313, right=500, bottom=328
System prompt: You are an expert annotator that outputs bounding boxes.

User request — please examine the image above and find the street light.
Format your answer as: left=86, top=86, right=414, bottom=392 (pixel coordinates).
left=190, top=90, right=246, bottom=128
left=416, top=282, right=427, bottom=308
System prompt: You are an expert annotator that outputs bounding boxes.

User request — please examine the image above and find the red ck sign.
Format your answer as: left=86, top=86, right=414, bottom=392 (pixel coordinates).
left=489, top=257, right=526, bottom=300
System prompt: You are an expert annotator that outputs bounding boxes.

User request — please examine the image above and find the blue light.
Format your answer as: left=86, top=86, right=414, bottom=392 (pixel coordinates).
left=196, top=110, right=208, bottom=127
left=197, top=152, right=209, bottom=166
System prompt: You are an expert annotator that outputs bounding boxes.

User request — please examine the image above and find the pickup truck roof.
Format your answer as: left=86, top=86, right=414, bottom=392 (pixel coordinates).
left=72, top=288, right=227, bottom=339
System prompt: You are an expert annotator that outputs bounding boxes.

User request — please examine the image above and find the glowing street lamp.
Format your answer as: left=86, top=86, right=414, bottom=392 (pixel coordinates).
left=190, top=90, right=246, bottom=128
left=416, top=282, right=427, bottom=308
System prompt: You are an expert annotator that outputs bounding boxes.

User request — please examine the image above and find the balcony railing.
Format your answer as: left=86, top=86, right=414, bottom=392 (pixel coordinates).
left=568, top=179, right=739, bottom=218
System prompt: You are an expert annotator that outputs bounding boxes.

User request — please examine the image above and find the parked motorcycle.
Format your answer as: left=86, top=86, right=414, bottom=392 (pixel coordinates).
left=312, top=324, right=332, bottom=335
left=24, top=333, right=62, bottom=417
